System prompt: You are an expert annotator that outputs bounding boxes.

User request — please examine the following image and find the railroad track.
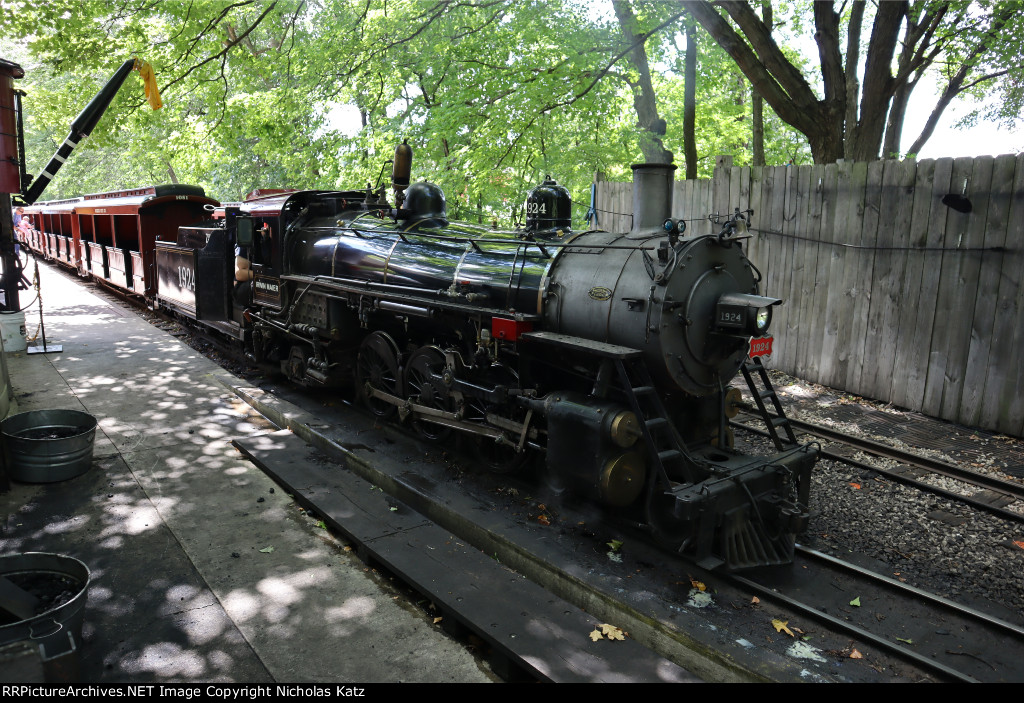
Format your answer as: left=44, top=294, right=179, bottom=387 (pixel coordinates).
left=732, top=412, right=1024, bottom=524
left=732, top=545, right=1024, bottom=682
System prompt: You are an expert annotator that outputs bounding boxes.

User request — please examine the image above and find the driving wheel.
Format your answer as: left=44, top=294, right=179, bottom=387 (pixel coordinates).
left=355, top=332, right=402, bottom=418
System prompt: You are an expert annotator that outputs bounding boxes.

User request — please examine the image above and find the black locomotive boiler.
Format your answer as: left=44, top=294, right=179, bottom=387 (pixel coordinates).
left=159, top=144, right=818, bottom=571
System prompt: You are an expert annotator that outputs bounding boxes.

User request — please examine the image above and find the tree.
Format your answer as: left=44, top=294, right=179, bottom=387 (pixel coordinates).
left=681, top=0, right=1024, bottom=163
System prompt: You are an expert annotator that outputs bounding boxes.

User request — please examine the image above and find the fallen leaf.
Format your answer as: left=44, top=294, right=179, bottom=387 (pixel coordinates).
left=849, top=482, right=862, bottom=489
left=433, top=617, right=443, bottom=624
left=850, top=597, right=861, bottom=607
left=607, top=539, right=623, bottom=552
left=690, top=579, right=706, bottom=592
left=772, top=619, right=794, bottom=637
left=849, top=648, right=863, bottom=659
left=389, top=507, right=398, bottom=512
left=1014, top=540, right=1024, bottom=550
left=751, top=596, right=760, bottom=605
left=259, top=546, right=274, bottom=553
left=537, top=515, right=551, bottom=526
left=896, top=637, right=913, bottom=644
left=599, top=624, right=626, bottom=641
left=589, top=630, right=603, bottom=642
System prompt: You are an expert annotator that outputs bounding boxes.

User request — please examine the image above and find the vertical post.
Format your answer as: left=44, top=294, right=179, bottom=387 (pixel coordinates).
left=0, top=59, right=25, bottom=312
left=712, top=155, right=734, bottom=223
left=0, top=193, right=18, bottom=311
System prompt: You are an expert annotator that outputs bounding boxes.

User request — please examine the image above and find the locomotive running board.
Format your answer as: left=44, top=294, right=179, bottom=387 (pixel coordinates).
left=519, top=331, right=642, bottom=359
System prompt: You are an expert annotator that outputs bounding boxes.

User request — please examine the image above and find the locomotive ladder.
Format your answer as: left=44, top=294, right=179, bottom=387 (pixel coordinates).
left=740, top=356, right=798, bottom=450
left=614, top=358, right=700, bottom=487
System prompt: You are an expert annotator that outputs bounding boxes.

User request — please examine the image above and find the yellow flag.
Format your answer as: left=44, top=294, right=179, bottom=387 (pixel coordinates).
left=133, top=59, right=162, bottom=110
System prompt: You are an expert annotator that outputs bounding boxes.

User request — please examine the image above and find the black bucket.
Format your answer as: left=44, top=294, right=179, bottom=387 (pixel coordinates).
left=0, top=553, right=90, bottom=682
left=1, top=409, right=97, bottom=482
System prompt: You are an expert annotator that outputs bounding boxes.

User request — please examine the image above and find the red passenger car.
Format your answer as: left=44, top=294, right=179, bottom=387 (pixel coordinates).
left=20, top=198, right=83, bottom=264
left=72, top=184, right=217, bottom=294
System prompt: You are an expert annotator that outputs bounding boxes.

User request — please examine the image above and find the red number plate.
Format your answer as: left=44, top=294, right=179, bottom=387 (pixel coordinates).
left=749, top=336, right=774, bottom=358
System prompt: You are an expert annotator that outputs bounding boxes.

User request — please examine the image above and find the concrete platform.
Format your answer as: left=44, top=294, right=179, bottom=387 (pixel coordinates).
left=0, top=263, right=497, bottom=683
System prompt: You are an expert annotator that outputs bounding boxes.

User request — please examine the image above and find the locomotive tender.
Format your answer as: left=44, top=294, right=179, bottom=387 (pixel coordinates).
left=153, top=143, right=817, bottom=571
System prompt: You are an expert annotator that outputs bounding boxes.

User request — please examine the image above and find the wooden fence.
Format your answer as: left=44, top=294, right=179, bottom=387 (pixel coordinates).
left=594, top=153, right=1024, bottom=437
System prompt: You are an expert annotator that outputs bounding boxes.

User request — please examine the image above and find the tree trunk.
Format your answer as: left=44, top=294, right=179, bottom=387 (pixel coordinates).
left=684, top=18, right=698, bottom=177
left=750, top=1, right=772, bottom=167
left=843, top=1, right=865, bottom=156
left=849, top=1, right=907, bottom=161
left=882, top=80, right=914, bottom=158
left=613, top=0, right=674, bottom=163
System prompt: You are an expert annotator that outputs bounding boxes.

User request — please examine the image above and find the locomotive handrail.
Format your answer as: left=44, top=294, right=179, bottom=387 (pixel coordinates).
left=298, top=225, right=660, bottom=252
left=279, top=273, right=542, bottom=321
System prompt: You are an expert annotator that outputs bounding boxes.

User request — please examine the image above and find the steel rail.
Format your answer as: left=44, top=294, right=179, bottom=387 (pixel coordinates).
left=796, top=545, right=1024, bottom=639
left=728, top=571, right=979, bottom=683
left=783, top=415, right=1024, bottom=500
left=732, top=417, right=1024, bottom=525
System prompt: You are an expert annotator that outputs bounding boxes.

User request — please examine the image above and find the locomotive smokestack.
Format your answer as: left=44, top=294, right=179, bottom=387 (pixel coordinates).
left=392, top=139, right=413, bottom=207
left=629, top=163, right=676, bottom=237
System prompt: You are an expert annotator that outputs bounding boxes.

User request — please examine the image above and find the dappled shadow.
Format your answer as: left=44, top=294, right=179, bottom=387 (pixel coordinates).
left=0, top=264, right=496, bottom=683
left=0, top=458, right=272, bottom=682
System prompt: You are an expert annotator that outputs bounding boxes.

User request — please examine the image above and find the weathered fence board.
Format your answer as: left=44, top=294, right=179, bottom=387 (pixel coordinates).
left=889, top=158, right=936, bottom=410
left=924, top=157, right=976, bottom=417
left=807, top=163, right=839, bottom=381
left=594, top=152, right=1024, bottom=437
left=962, top=153, right=1016, bottom=429
left=993, top=154, right=1024, bottom=436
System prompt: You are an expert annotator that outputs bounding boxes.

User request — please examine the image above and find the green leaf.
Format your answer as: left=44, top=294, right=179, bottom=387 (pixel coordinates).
left=849, top=597, right=861, bottom=607
left=259, top=546, right=274, bottom=553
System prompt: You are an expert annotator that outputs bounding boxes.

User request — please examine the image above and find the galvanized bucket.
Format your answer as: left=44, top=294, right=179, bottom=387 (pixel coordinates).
left=0, top=552, right=90, bottom=682
left=1, top=409, right=97, bottom=482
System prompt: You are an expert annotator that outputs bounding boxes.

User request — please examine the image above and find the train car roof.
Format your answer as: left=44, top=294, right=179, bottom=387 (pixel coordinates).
left=74, top=184, right=218, bottom=215
left=21, top=197, right=84, bottom=214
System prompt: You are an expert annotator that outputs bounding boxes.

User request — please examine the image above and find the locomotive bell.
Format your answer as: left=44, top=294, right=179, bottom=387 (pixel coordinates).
left=400, top=181, right=448, bottom=228
left=525, top=176, right=571, bottom=234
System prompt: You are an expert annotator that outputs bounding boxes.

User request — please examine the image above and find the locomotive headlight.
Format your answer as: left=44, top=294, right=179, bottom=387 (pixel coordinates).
left=755, top=306, right=772, bottom=332
left=714, top=293, right=781, bottom=337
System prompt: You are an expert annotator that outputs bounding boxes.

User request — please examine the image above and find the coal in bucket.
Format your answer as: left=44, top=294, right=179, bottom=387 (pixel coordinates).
left=0, top=553, right=90, bottom=682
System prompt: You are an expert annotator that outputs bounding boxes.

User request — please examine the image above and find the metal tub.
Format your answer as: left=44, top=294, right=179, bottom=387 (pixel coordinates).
left=1, top=409, right=97, bottom=483
left=0, top=552, right=91, bottom=682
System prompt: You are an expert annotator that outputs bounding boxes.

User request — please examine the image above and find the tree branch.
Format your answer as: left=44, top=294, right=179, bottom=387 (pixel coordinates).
left=160, top=1, right=278, bottom=94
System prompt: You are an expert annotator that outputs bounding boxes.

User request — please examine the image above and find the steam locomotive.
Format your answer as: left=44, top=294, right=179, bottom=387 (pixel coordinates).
left=151, top=143, right=818, bottom=571
left=5, top=58, right=816, bottom=570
